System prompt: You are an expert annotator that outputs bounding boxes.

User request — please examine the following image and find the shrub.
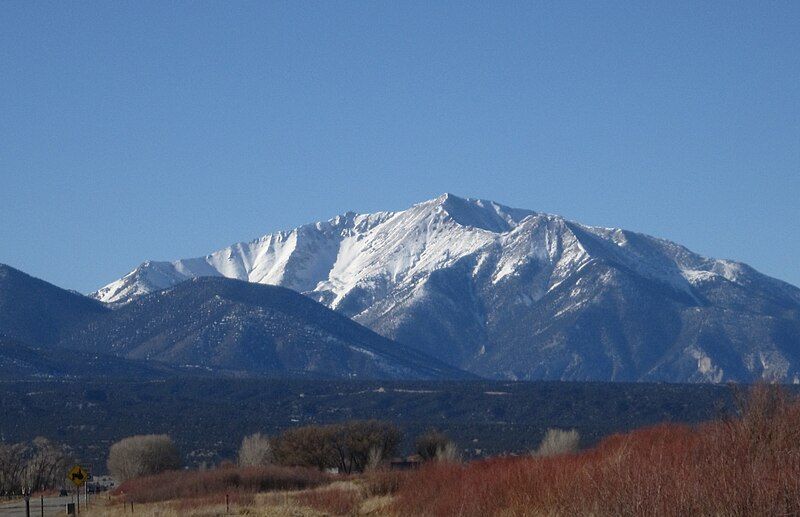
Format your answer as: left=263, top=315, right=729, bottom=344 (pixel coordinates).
left=217, top=459, right=236, bottom=469
left=534, top=428, right=580, bottom=457
left=362, top=468, right=405, bottom=496
left=415, top=430, right=451, bottom=461
left=415, top=429, right=460, bottom=463
left=237, top=433, right=272, bottom=467
left=365, top=446, right=384, bottom=471
left=273, top=425, right=337, bottom=470
left=333, top=421, right=401, bottom=473
left=393, top=385, right=800, bottom=516
left=274, top=420, right=401, bottom=473
left=435, top=441, right=462, bottom=463
left=107, top=434, right=180, bottom=483
left=114, top=464, right=330, bottom=503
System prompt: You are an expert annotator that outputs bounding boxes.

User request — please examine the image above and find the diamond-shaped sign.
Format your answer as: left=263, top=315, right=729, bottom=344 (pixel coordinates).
left=67, top=465, right=89, bottom=487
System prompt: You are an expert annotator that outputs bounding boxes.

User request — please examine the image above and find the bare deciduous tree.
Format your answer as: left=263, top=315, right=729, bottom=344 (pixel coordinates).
left=273, top=426, right=337, bottom=471
left=237, top=433, right=273, bottom=467
left=273, top=420, right=400, bottom=473
left=435, top=441, right=462, bottom=463
left=533, top=428, right=580, bottom=457
left=365, top=445, right=384, bottom=471
left=24, top=437, right=70, bottom=492
left=0, top=442, right=29, bottom=495
left=330, top=421, right=401, bottom=474
left=415, top=430, right=452, bottom=461
left=107, top=434, right=180, bottom=483
left=0, top=438, right=70, bottom=496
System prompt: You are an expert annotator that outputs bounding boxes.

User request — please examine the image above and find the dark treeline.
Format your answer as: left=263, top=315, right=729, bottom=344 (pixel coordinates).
left=1, top=378, right=749, bottom=471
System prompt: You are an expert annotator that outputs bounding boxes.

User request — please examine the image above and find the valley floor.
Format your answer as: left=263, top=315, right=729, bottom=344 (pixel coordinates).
left=0, top=378, right=738, bottom=469
left=74, top=385, right=800, bottom=517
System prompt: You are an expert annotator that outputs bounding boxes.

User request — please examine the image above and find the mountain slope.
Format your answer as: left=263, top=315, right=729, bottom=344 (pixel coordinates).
left=65, top=277, right=470, bottom=380
left=94, top=194, right=800, bottom=383
left=0, top=336, right=185, bottom=380
left=0, top=264, right=109, bottom=345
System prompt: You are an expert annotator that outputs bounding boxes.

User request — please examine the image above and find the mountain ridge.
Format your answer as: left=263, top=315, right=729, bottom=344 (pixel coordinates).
left=0, top=335, right=192, bottom=380
left=91, top=194, right=800, bottom=383
left=0, top=263, right=109, bottom=346
left=0, top=263, right=470, bottom=380
left=71, top=276, right=472, bottom=379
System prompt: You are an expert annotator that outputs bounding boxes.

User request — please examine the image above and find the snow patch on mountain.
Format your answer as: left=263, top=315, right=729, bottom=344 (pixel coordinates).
left=94, top=193, right=797, bottom=312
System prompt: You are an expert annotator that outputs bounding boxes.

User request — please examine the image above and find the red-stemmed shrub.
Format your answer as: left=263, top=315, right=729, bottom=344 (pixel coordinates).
left=393, top=385, right=800, bottom=516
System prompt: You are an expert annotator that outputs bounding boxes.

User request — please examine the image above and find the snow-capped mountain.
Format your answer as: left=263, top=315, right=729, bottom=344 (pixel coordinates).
left=94, top=194, right=800, bottom=383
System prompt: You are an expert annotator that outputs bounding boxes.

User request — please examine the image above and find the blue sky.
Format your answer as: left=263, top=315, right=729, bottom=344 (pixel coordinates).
left=1, top=1, right=798, bottom=292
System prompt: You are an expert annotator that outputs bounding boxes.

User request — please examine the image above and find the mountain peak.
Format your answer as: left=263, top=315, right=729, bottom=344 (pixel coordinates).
left=0, top=263, right=24, bottom=277
left=420, top=193, right=536, bottom=232
left=0, top=262, right=108, bottom=347
left=433, top=192, right=464, bottom=205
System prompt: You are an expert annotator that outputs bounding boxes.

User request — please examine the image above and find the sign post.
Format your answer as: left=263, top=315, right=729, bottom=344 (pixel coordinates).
left=67, top=465, right=89, bottom=514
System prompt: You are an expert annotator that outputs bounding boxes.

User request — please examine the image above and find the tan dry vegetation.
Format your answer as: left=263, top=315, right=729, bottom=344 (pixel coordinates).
left=85, top=477, right=396, bottom=516
left=85, top=493, right=329, bottom=516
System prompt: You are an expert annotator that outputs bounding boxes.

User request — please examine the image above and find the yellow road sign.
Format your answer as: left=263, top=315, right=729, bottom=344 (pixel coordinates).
left=67, top=465, right=89, bottom=487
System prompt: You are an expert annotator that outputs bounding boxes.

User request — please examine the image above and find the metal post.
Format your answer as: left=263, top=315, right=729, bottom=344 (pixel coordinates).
left=40, top=494, right=43, bottom=517
left=76, top=485, right=80, bottom=514
left=24, top=494, right=30, bottom=517
left=226, top=493, right=229, bottom=513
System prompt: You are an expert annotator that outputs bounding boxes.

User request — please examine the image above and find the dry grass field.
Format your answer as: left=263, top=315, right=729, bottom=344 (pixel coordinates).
left=84, top=479, right=392, bottom=516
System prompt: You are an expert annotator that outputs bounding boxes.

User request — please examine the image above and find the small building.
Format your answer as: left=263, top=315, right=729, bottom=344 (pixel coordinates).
left=89, top=475, right=117, bottom=492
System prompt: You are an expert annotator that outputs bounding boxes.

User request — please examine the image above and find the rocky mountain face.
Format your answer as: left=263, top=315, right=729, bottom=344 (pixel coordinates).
left=93, top=194, right=800, bottom=383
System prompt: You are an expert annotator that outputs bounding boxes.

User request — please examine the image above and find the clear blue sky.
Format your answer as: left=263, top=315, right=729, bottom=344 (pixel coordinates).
left=1, top=1, right=798, bottom=293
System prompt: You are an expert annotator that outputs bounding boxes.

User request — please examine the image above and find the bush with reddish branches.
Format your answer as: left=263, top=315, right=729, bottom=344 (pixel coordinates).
left=394, top=385, right=800, bottom=516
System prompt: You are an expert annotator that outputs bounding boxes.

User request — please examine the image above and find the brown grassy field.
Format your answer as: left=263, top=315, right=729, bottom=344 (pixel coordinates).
left=87, top=385, right=800, bottom=516
left=85, top=479, right=393, bottom=516
left=89, top=466, right=399, bottom=516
